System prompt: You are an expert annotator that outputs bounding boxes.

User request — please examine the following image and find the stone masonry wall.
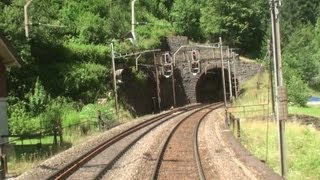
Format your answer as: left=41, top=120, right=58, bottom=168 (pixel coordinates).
left=160, top=36, right=264, bottom=104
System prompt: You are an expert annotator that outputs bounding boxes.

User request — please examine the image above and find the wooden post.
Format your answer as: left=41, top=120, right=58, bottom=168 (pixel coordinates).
left=171, top=67, right=176, bottom=107
left=227, top=49, right=233, bottom=102
left=58, top=120, right=63, bottom=146
left=0, top=145, right=4, bottom=180
left=236, top=118, right=241, bottom=138
left=232, top=53, right=238, bottom=98
left=219, top=37, right=227, bottom=108
left=0, top=158, right=4, bottom=179
left=111, top=43, right=119, bottom=119
left=53, top=127, right=58, bottom=146
left=225, top=109, right=229, bottom=126
left=230, top=113, right=235, bottom=133
left=97, top=110, right=103, bottom=130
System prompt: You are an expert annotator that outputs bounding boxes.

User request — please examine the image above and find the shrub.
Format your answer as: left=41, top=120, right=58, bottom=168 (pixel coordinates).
left=27, top=78, right=50, bottom=116
left=63, top=62, right=108, bottom=102
left=284, top=67, right=309, bottom=106
left=8, top=102, right=38, bottom=135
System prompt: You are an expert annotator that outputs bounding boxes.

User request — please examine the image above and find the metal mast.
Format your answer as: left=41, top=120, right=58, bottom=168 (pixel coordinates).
left=270, top=0, right=287, bottom=177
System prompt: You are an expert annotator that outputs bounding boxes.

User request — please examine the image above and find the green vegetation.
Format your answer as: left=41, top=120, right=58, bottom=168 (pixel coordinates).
left=8, top=131, right=102, bottom=175
left=289, top=106, right=320, bottom=118
left=234, top=71, right=271, bottom=106
left=0, top=0, right=319, bottom=131
left=234, top=70, right=320, bottom=179
left=242, top=121, right=320, bottom=179
left=1, top=0, right=320, bottom=176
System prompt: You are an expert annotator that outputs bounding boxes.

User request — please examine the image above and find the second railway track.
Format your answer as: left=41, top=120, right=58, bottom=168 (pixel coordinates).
left=46, top=103, right=215, bottom=180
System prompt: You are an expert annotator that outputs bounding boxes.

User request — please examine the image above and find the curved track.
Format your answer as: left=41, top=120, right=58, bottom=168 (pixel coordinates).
left=46, top=104, right=207, bottom=180
left=151, top=103, right=223, bottom=180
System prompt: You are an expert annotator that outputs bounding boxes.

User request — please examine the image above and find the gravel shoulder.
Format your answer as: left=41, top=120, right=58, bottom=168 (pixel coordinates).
left=200, top=109, right=283, bottom=180
left=15, top=110, right=172, bottom=180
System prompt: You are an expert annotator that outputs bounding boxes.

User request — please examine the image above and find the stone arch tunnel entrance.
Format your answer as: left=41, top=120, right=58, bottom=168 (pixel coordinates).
left=196, top=68, right=237, bottom=104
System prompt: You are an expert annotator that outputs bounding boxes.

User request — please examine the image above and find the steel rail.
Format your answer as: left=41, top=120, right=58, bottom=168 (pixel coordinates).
left=45, top=104, right=204, bottom=180
left=93, top=105, right=205, bottom=179
left=194, top=107, right=211, bottom=180
left=151, top=103, right=223, bottom=180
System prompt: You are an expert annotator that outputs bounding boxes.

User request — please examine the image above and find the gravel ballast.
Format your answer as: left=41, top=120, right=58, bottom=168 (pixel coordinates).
left=15, top=111, right=172, bottom=180
left=15, top=106, right=282, bottom=180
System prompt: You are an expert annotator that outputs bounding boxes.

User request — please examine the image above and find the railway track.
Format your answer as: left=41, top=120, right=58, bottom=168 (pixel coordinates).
left=18, top=101, right=282, bottom=180
left=151, top=103, right=223, bottom=180
left=45, top=103, right=211, bottom=180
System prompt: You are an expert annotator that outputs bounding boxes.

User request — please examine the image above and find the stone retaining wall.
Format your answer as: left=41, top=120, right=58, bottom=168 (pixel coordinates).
left=288, top=114, right=320, bottom=130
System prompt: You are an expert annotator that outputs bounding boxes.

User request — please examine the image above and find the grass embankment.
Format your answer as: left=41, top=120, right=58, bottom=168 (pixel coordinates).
left=8, top=131, right=102, bottom=175
left=289, top=106, right=320, bottom=118
left=234, top=72, right=320, bottom=179
left=7, top=102, right=132, bottom=176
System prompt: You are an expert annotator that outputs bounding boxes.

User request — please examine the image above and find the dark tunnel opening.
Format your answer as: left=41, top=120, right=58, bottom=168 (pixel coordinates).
left=118, top=67, right=189, bottom=116
left=196, top=68, right=237, bottom=104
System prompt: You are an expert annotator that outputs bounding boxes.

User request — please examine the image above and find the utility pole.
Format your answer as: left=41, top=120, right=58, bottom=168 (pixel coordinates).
left=24, top=0, right=33, bottom=38
left=131, top=0, right=137, bottom=42
left=110, top=43, right=119, bottom=118
left=270, top=0, right=287, bottom=178
left=227, top=48, right=233, bottom=102
left=268, top=40, right=276, bottom=117
left=171, top=68, right=176, bottom=107
left=154, top=53, right=161, bottom=112
left=0, top=144, right=4, bottom=179
left=232, top=52, right=238, bottom=98
left=219, top=37, right=227, bottom=107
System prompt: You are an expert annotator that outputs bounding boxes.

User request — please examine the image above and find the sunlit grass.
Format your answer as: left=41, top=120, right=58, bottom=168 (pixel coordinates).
left=241, top=121, right=320, bottom=179
left=234, top=72, right=271, bottom=106
left=7, top=129, right=102, bottom=175
left=289, top=106, right=320, bottom=118
left=8, top=157, right=43, bottom=176
left=234, top=71, right=320, bottom=179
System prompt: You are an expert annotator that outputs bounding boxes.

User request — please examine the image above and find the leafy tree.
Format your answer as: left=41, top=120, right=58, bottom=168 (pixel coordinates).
left=170, top=0, right=202, bottom=41
left=1, top=0, right=319, bottom=136
left=8, top=102, right=36, bottom=135
left=41, top=97, right=66, bottom=145
left=200, top=0, right=268, bottom=56
left=311, top=17, right=320, bottom=89
left=139, top=0, right=174, bottom=20
left=63, top=62, right=107, bottom=102
left=282, top=23, right=320, bottom=85
left=281, top=0, right=320, bottom=42
left=283, top=65, right=309, bottom=106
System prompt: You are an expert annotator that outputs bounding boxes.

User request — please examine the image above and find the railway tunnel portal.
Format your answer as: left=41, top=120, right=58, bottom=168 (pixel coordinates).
left=118, top=36, right=262, bottom=115
left=196, top=68, right=227, bottom=104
